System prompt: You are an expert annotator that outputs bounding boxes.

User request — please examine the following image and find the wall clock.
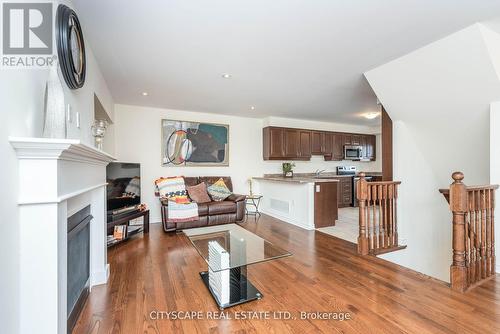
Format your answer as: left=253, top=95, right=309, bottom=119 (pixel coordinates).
left=56, top=5, right=86, bottom=89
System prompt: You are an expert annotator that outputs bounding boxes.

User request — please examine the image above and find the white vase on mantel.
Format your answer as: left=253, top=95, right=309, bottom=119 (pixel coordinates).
left=43, top=61, right=66, bottom=139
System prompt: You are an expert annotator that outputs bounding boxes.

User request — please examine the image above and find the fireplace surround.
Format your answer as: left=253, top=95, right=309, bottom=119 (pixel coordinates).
left=10, top=137, right=115, bottom=334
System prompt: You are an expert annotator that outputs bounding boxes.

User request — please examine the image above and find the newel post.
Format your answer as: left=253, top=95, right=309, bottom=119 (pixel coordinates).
left=357, top=173, right=369, bottom=255
left=449, top=171, right=468, bottom=292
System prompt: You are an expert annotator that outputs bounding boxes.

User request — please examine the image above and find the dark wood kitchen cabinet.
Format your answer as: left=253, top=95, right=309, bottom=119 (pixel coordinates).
left=351, top=134, right=361, bottom=145
left=343, top=133, right=352, bottom=146
left=263, top=127, right=285, bottom=159
left=336, top=177, right=352, bottom=208
left=332, top=133, right=344, bottom=160
left=263, top=126, right=375, bottom=161
left=366, top=135, right=376, bottom=160
left=311, top=131, right=325, bottom=154
left=284, top=128, right=300, bottom=157
left=314, top=182, right=338, bottom=227
left=324, top=132, right=333, bottom=155
left=299, top=130, right=312, bottom=158
left=263, top=127, right=311, bottom=160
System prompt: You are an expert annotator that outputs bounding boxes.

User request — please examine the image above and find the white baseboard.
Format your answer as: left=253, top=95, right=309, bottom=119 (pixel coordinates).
left=91, top=263, right=110, bottom=286
left=260, top=208, right=314, bottom=230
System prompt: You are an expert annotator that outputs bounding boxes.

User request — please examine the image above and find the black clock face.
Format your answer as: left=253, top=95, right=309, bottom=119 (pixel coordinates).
left=56, top=5, right=86, bottom=89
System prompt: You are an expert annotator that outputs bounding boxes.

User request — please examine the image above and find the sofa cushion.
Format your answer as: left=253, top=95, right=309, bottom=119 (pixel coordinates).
left=199, top=176, right=233, bottom=192
left=186, top=182, right=212, bottom=203
left=207, top=178, right=232, bottom=201
left=207, top=201, right=237, bottom=215
left=197, top=203, right=209, bottom=216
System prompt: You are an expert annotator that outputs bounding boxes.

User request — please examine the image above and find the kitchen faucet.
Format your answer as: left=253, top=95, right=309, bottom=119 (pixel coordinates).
left=315, top=169, right=326, bottom=176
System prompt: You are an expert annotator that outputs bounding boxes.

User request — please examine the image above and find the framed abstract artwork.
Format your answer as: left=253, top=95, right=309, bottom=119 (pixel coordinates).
left=161, top=119, right=229, bottom=166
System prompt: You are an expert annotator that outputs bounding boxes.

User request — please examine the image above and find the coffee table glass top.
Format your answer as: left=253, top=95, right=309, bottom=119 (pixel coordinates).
left=184, top=224, right=291, bottom=272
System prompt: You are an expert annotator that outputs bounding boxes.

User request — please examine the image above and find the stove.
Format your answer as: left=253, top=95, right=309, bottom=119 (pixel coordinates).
left=336, top=166, right=357, bottom=176
left=336, top=166, right=372, bottom=206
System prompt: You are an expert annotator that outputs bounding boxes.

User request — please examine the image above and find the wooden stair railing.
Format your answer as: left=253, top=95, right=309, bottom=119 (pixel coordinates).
left=439, top=172, right=498, bottom=292
left=357, top=173, right=406, bottom=255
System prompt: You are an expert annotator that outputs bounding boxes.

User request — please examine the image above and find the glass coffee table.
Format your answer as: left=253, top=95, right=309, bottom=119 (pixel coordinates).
left=184, top=224, right=291, bottom=309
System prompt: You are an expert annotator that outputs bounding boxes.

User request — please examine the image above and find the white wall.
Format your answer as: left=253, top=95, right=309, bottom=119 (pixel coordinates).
left=0, top=1, right=114, bottom=332
left=365, top=24, right=500, bottom=281
left=114, top=104, right=381, bottom=222
left=114, top=104, right=264, bottom=222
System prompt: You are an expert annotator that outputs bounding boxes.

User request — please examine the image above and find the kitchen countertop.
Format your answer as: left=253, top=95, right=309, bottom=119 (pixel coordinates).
left=253, top=176, right=340, bottom=184
left=254, top=173, right=342, bottom=184
left=253, top=172, right=383, bottom=184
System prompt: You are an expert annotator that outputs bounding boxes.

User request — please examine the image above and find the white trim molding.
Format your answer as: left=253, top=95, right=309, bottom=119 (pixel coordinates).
left=10, top=137, right=115, bottom=334
left=9, top=136, right=115, bottom=165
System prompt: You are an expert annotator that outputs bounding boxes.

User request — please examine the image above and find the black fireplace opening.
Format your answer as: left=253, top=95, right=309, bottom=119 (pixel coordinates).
left=67, top=205, right=92, bottom=333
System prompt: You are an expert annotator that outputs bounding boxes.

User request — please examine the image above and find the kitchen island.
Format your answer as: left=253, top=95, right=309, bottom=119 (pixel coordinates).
left=253, top=174, right=340, bottom=230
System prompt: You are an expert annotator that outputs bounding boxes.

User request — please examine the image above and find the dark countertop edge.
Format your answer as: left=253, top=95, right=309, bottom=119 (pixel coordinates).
left=253, top=176, right=340, bottom=184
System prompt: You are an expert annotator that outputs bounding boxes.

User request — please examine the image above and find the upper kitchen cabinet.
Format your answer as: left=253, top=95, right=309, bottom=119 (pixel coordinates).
left=324, top=132, right=344, bottom=161
left=366, top=134, right=376, bottom=160
left=332, top=133, right=344, bottom=160
left=311, top=131, right=325, bottom=154
left=263, top=127, right=285, bottom=159
left=284, top=128, right=300, bottom=157
left=263, top=126, right=376, bottom=161
left=263, top=127, right=311, bottom=160
left=299, top=130, right=312, bottom=158
left=351, top=134, right=361, bottom=146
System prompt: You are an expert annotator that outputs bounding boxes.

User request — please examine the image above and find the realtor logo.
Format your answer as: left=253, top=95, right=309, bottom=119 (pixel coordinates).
left=1, top=2, right=54, bottom=68
left=2, top=2, right=53, bottom=54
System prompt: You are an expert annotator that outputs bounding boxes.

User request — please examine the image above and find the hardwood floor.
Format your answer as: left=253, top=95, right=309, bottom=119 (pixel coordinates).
left=73, top=215, right=500, bottom=334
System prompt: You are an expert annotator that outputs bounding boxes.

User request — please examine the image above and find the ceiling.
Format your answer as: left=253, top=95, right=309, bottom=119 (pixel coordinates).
left=72, top=0, right=500, bottom=125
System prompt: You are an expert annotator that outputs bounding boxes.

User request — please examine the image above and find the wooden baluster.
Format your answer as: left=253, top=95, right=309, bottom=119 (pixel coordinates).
left=367, top=183, right=372, bottom=251
left=468, top=191, right=473, bottom=284
left=486, top=189, right=492, bottom=277
left=388, top=184, right=394, bottom=247
left=490, top=190, right=496, bottom=275
left=357, top=173, right=369, bottom=255
left=394, top=184, right=399, bottom=246
left=465, top=205, right=470, bottom=285
left=475, top=190, right=481, bottom=281
left=372, top=185, right=377, bottom=251
left=383, top=185, right=388, bottom=248
left=449, top=172, right=469, bottom=292
left=378, top=185, right=383, bottom=249
left=481, top=190, right=487, bottom=279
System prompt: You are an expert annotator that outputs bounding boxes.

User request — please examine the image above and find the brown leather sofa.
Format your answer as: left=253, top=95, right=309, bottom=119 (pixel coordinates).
left=159, top=176, right=246, bottom=232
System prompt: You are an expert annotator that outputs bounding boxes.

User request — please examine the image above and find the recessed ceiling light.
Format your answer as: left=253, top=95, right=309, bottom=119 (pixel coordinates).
left=364, top=112, right=380, bottom=120
left=250, top=106, right=256, bottom=110
left=142, top=92, right=149, bottom=96
left=221, top=73, right=232, bottom=79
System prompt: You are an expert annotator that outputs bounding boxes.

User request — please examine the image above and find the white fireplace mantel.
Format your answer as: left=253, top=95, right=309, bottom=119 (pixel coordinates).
left=10, top=137, right=116, bottom=334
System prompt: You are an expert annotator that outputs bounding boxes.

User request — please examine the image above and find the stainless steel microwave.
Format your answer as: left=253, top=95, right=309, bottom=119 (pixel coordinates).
left=344, top=145, right=363, bottom=160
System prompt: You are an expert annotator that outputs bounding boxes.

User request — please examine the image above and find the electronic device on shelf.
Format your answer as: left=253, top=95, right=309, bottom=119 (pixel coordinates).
left=106, top=162, right=141, bottom=217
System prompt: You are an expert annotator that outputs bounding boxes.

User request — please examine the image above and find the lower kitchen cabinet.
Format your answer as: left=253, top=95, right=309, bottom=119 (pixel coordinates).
left=334, top=177, right=352, bottom=208
left=314, top=182, right=338, bottom=228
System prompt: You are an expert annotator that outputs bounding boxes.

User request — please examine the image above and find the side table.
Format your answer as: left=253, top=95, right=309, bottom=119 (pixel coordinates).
left=245, top=195, right=263, bottom=215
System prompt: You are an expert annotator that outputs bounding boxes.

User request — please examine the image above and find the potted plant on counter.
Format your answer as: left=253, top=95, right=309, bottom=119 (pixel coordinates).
left=282, top=162, right=295, bottom=178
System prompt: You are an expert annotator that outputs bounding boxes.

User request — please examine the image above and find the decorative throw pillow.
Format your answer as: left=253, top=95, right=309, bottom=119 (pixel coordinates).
left=207, top=178, right=232, bottom=201
left=155, top=176, right=190, bottom=204
left=186, top=182, right=212, bottom=203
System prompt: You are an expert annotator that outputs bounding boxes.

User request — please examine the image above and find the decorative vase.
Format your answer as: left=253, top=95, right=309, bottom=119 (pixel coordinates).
left=91, top=119, right=108, bottom=150
left=248, top=178, right=253, bottom=196
left=43, top=61, right=66, bottom=139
